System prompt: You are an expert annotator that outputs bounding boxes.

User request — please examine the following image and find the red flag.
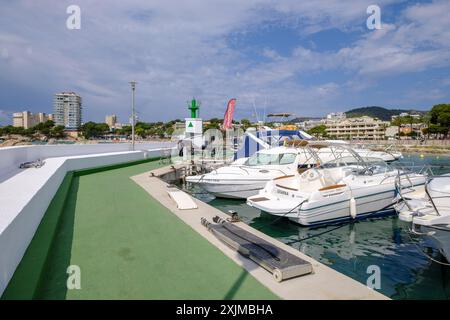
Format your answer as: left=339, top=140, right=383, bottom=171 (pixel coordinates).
left=223, top=98, right=236, bottom=129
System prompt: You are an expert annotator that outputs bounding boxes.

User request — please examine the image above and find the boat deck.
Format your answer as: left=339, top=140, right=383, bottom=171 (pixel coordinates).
left=2, top=160, right=277, bottom=299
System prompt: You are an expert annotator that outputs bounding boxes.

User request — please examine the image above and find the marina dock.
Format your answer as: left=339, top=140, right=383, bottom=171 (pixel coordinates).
left=131, top=164, right=388, bottom=300
left=2, top=158, right=387, bottom=300
left=2, top=159, right=278, bottom=299
left=2, top=0, right=450, bottom=304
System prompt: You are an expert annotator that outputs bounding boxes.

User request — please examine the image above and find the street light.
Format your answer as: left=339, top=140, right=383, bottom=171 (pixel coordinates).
left=129, top=80, right=137, bottom=151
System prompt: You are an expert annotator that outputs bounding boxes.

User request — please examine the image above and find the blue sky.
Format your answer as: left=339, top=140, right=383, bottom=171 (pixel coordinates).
left=1, top=0, right=450, bottom=125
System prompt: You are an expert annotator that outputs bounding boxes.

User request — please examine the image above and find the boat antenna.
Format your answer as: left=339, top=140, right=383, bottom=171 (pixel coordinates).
left=251, top=97, right=260, bottom=124
left=263, top=96, right=267, bottom=124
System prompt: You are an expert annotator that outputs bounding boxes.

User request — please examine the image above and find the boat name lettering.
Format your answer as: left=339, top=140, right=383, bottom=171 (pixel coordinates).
left=276, top=189, right=289, bottom=196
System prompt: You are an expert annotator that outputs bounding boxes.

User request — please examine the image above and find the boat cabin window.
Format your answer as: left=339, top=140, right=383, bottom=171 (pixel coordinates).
left=245, top=152, right=297, bottom=166
left=279, top=153, right=297, bottom=165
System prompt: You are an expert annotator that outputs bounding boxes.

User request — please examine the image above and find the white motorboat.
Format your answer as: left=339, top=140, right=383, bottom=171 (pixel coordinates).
left=186, top=139, right=402, bottom=199
left=394, top=174, right=450, bottom=262
left=324, top=140, right=402, bottom=162
left=247, top=142, right=425, bottom=226
left=185, top=143, right=320, bottom=199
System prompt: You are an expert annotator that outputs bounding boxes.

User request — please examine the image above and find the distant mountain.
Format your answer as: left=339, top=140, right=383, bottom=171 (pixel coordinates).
left=290, top=116, right=322, bottom=122
left=345, top=106, right=425, bottom=121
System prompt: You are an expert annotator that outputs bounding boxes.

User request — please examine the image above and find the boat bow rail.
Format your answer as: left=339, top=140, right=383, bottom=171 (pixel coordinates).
left=395, top=172, right=450, bottom=225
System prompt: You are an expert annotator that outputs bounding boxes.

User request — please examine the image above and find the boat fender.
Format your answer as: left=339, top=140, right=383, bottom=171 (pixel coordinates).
left=350, top=197, right=357, bottom=219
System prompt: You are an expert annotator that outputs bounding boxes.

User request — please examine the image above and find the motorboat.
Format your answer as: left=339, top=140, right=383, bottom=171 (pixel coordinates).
left=186, top=139, right=402, bottom=199
left=247, top=141, right=426, bottom=226
left=185, top=142, right=321, bottom=199
left=394, top=174, right=450, bottom=262
left=324, top=140, right=402, bottom=162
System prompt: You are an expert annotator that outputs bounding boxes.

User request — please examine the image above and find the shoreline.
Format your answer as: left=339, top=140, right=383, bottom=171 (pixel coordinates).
left=2, top=137, right=450, bottom=155
left=373, top=147, right=450, bottom=155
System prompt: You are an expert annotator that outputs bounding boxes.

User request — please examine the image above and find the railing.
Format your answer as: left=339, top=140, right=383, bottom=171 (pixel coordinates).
left=395, top=164, right=450, bottom=216
left=424, top=177, right=440, bottom=216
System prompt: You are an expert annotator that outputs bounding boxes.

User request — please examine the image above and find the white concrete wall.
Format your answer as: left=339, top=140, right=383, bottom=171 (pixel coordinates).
left=0, top=142, right=173, bottom=181
left=0, top=148, right=165, bottom=296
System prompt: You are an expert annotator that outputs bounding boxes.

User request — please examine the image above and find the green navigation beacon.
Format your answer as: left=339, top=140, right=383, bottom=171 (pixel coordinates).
left=189, top=98, right=199, bottom=118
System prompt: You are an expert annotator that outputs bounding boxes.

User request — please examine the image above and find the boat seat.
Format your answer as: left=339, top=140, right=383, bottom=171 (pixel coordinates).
left=298, top=167, right=308, bottom=174
left=320, top=168, right=344, bottom=188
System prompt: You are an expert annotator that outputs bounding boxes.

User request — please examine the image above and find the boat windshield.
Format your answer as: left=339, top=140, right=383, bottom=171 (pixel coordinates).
left=360, top=157, right=393, bottom=175
left=319, top=156, right=392, bottom=175
left=245, top=152, right=297, bottom=166
left=319, top=155, right=361, bottom=168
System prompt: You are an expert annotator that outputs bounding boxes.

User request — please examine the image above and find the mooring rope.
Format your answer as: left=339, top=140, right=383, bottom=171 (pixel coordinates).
left=405, top=229, right=450, bottom=267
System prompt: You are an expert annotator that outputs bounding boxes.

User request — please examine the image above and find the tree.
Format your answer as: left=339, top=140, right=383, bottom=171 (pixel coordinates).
left=117, top=125, right=132, bottom=135
left=135, top=127, right=145, bottom=138
left=165, top=126, right=174, bottom=136
left=390, top=116, right=404, bottom=138
left=307, top=125, right=328, bottom=138
left=23, top=128, right=35, bottom=137
left=49, top=125, right=66, bottom=139
left=81, top=122, right=109, bottom=139
left=203, top=118, right=222, bottom=132
left=430, top=104, right=449, bottom=124
left=421, top=113, right=432, bottom=138
left=429, top=104, right=450, bottom=138
left=428, top=124, right=448, bottom=138
left=403, top=115, right=418, bottom=139
left=240, top=119, right=252, bottom=131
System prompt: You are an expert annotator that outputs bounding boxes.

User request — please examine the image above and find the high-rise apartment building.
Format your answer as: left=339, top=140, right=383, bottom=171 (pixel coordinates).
left=12, top=111, right=53, bottom=129
left=53, top=92, right=82, bottom=130
left=105, top=114, right=117, bottom=128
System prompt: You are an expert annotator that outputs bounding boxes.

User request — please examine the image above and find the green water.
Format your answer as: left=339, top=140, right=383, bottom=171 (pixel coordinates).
left=183, top=154, right=450, bottom=299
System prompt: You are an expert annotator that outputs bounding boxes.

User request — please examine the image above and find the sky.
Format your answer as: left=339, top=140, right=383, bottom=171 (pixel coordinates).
left=1, top=0, right=450, bottom=125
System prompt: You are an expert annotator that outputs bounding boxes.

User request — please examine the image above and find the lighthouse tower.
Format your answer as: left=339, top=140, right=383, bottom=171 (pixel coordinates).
left=185, top=98, right=203, bottom=148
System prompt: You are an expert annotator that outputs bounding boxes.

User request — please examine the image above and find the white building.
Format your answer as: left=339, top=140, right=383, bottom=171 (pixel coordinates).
left=105, top=115, right=117, bottom=128
left=326, top=116, right=388, bottom=140
left=326, top=112, right=346, bottom=121
left=296, top=119, right=326, bottom=131
left=12, top=111, right=53, bottom=129
left=391, top=113, right=422, bottom=121
left=53, top=92, right=82, bottom=130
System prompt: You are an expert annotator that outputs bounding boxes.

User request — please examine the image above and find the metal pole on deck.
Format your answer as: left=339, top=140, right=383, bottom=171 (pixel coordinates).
left=129, top=81, right=137, bottom=151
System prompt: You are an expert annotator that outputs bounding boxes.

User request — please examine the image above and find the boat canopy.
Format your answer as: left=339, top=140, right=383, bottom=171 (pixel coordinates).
left=282, top=139, right=372, bottom=169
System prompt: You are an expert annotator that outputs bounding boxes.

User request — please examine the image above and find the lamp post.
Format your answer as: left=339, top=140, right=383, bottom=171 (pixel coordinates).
left=129, top=81, right=137, bottom=151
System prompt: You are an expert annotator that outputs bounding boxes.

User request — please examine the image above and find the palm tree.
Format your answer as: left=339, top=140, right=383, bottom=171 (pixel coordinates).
left=421, top=113, right=431, bottom=139
left=391, top=116, right=403, bottom=139
left=403, top=115, right=415, bottom=139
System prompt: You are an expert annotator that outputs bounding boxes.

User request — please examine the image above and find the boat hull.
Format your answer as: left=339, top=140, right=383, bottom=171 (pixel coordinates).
left=249, top=188, right=397, bottom=226
left=248, top=175, right=426, bottom=226
left=420, top=225, right=450, bottom=263
left=187, top=177, right=270, bottom=199
left=294, top=189, right=397, bottom=226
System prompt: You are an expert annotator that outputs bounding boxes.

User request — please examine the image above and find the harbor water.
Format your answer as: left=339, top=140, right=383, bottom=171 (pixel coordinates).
left=181, top=154, right=450, bottom=299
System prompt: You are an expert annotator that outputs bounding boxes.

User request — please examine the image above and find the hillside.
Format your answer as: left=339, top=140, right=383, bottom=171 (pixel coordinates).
left=290, top=117, right=322, bottom=122
left=345, top=106, right=424, bottom=121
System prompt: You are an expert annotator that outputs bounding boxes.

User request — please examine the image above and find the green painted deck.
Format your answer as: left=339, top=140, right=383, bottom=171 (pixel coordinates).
left=2, top=160, right=278, bottom=300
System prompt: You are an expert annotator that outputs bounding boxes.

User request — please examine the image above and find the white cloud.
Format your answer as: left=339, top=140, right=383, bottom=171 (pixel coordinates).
left=0, top=0, right=449, bottom=121
left=336, top=1, right=450, bottom=77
